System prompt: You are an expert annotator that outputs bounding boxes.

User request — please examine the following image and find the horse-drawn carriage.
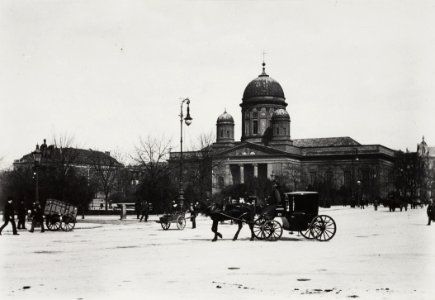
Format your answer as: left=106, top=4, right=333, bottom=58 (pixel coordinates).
left=253, top=191, right=337, bottom=242
left=44, top=199, right=77, bottom=231
left=205, top=191, right=337, bottom=242
left=156, top=211, right=186, bottom=230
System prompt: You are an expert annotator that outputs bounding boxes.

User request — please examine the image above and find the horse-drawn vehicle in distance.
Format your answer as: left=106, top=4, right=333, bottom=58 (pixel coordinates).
left=44, top=199, right=78, bottom=231
left=253, top=191, right=337, bottom=242
left=156, top=211, right=186, bottom=230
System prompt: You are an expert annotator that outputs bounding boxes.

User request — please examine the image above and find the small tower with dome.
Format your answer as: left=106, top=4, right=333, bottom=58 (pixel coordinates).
left=216, top=110, right=234, bottom=144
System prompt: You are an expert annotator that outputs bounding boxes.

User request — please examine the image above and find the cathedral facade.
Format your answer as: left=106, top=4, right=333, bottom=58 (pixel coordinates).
left=208, top=63, right=396, bottom=204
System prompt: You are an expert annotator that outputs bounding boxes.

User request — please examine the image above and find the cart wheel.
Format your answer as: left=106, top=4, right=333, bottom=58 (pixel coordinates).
left=161, top=222, right=170, bottom=230
left=253, top=217, right=268, bottom=240
left=263, top=220, right=283, bottom=241
left=176, top=216, right=186, bottom=230
left=312, top=215, right=336, bottom=241
left=60, top=214, right=76, bottom=232
left=46, top=216, right=61, bottom=231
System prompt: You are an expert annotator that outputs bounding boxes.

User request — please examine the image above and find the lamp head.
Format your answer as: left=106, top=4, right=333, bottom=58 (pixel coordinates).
left=184, top=104, right=192, bottom=126
left=32, top=144, right=42, bottom=163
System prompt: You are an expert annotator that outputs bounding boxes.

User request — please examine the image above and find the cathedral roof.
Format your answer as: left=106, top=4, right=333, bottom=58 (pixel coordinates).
left=242, top=63, right=286, bottom=104
left=293, top=137, right=360, bottom=148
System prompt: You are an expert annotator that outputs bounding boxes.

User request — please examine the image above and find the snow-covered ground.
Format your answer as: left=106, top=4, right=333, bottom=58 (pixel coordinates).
left=1, top=206, right=434, bottom=300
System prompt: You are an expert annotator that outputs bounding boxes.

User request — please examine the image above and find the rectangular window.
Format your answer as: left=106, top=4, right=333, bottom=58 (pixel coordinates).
left=253, top=120, right=258, bottom=134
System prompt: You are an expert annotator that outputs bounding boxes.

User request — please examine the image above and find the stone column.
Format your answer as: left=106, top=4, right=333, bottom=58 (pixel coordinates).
left=267, top=163, right=273, bottom=179
left=253, top=163, right=258, bottom=178
left=240, top=164, right=245, bottom=184
left=224, top=164, right=233, bottom=186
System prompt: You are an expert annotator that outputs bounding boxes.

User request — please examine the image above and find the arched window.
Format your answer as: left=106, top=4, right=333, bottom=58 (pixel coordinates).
left=226, top=130, right=230, bottom=137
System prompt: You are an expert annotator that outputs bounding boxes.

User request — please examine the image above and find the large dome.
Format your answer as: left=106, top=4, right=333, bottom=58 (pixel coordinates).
left=242, top=63, right=285, bottom=103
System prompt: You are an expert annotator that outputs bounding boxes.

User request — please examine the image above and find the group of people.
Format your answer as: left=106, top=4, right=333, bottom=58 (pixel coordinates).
left=0, top=197, right=46, bottom=236
left=169, top=200, right=200, bottom=229
left=136, top=200, right=150, bottom=222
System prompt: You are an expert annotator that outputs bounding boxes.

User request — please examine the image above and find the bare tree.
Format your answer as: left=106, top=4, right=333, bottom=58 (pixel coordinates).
left=89, top=149, right=124, bottom=211
left=133, top=135, right=175, bottom=213
left=184, top=131, right=224, bottom=202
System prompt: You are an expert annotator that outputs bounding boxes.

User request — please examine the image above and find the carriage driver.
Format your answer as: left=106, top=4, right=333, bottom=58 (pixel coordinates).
left=261, top=181, right=284, bottom=219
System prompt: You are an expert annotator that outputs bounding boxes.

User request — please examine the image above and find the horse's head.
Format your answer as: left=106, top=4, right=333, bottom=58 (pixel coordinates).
left=202, top=202, right=222, bottom=216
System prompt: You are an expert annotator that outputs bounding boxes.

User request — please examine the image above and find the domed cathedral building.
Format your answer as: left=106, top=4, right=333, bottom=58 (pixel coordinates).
left=208, top=62, right=396, bottom=205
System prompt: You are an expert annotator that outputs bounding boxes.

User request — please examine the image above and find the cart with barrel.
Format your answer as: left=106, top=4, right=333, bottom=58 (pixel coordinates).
left=44, top=199, right=78, bottom=232
left=253, top=191, right=337, bottom=241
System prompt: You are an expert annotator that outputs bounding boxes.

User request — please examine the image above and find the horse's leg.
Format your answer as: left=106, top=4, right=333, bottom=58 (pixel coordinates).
left=211, top=219, right=218, bottom=242
left=211, top=219, right=222, bottom=242
left=248, top=223, right=255, bottom=241
left=233, top=221, right=242, bottom=241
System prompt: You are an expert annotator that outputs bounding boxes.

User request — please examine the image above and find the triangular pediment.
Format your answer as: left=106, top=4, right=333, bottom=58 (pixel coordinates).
left=215, top=142, right=290, bottom=158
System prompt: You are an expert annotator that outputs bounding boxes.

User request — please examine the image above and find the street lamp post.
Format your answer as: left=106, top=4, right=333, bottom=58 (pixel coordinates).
left=179, top=98, right=192, bottom=210
left=32, top=144, right=42, bottom=203
left=350, top=148, right=359, bottom=208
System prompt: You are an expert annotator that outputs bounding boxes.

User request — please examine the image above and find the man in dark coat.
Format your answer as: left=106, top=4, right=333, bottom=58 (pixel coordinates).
left=29, top=202, right=45, bottom=233
left=427, top=199, right=435, bottom=226
left=139, top=201, right=150, bottom=222
left=17, top=200, right=27, bottom=229
left=189, top=202, right=199, bottom=229
left=0, top=198, right=19, bottom=235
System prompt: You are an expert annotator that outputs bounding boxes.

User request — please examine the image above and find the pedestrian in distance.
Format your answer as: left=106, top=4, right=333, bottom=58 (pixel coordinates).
left=374, top=197, right=379, bottom=211
left=427, top=199, right=435, bottom=226
left=189, top=202, right=199, bottom=229
left=29, top=202, right=45, bottom=233
left=0, top=197, right=19, bottom=235
left=135, top=200, right=141, bottom=219
left=139, top=201, right=150, bottom=222
left=17, top=200, right=27, bottom=229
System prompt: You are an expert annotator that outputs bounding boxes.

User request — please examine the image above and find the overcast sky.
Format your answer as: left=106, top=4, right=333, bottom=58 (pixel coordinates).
left=1, top=0, right=435, bottom=168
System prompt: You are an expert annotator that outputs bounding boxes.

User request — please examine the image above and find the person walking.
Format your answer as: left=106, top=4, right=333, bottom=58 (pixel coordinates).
left=0, top=198, right=19, bottom=235
left=374, top=197, right=379, bottom=211
left=135, top=200, right=141, bottom=219
left=17, top=200, right=27, bottom=230
left=427, top=199, right=435, bottom=226
left=139, top=201, right=150, bottom=222
left=29, top=202, right=45, bottom=233
left=189, top=202, right=198, bottom=229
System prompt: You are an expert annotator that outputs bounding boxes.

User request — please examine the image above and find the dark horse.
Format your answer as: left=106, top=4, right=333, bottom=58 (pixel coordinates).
left=203, top=203, right=255, bottom=242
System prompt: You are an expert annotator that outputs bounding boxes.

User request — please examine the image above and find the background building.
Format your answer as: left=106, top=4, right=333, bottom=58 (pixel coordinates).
left=171, top=63, right=396, bottom=205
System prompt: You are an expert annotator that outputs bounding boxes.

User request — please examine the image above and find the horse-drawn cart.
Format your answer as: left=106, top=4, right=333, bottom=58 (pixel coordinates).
left=156, top=212, right=186, bottom=230
left=44, top=199, right=78, bottom=232
left=253, top=191, right=337, bottom=242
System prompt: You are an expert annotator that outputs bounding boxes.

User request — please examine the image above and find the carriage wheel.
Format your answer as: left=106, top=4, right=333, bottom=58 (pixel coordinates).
left=60, top=214, right=76, bottom=232
left=161, top=222, right=170, bottom=230
left=176, top=216, right=186, bottom=230
left=253, top=217, right=268, bottom=240
left=299, top=225, right=319, bottom=240
left=46, top=216, right=61, bottom=231
left=312, top=215, right=336, bottom=241
left=263, top=220, right=283, bottom=241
